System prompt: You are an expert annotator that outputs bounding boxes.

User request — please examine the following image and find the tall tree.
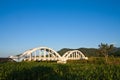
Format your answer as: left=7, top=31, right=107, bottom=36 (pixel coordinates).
left=98, top=43, right=114, bottom=63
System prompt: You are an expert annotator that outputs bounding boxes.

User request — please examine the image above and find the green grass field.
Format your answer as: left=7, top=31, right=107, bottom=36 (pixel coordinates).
left=0, top=57, right=120, bottom=80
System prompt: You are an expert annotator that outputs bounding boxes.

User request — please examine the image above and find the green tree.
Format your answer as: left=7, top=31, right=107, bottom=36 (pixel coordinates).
left=98, top=43, right=114, bottom=63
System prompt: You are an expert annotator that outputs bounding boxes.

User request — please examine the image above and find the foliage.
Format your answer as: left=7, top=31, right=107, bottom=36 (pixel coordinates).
left=77, top=48, right=99, bottom=57
left=98, top=43, right=114, bottom=63
left=58, top=46, right=120, bottom=57
left=0, top=58, right=120, bottom=80
left=58, top=48, right=73, bottom=56
left=58, top=48, right=99, bottom=57
left=110, top=48, right=120, bottom=57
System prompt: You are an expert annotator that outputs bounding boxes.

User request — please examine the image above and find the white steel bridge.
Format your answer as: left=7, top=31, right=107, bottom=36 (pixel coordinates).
left=9, top=47, right=88, bottom=63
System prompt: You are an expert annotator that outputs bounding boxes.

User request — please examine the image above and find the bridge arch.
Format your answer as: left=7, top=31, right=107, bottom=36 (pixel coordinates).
left=62, top=50, right=88, bottom=61
left=10, top=47, right=62, bottom=61
left=10, top=47, right=88, bottom=63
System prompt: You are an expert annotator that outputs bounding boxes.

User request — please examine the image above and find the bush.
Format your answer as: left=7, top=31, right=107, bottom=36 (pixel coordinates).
left=0, top=58, right=120, bottom=80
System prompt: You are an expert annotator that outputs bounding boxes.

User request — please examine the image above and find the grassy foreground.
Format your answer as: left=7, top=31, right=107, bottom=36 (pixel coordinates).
left=0, top=57, right=120, bottom=80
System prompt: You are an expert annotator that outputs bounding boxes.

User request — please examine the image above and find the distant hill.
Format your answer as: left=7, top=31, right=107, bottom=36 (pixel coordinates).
left=77, top=48, right=99, bottom=57
left=57, top=48, right=99, bottom=57
left=57, top=47, right=120, bottom=57
left=57, top=48, right=74, bottom=56
left=110, top=47, right=120, bottom=57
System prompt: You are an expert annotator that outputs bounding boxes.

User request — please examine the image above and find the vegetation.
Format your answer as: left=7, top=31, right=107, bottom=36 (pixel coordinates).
left=58, top=46, right=120, bottom=57
left=58, top=48, right=99, bottom=57
left=0, top=57, right=120, bottom=80
left=98, top=43, right=114, bottom=63
left=110, top=48, right=120, bottom=57
left=0, top=43, right=120, bottom=80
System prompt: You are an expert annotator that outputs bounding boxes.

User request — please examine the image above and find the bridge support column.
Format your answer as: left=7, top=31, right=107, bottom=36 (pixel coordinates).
left=29, top=53, right=32, bottom=61
left=48, top=51, right=50, bottom=60
left=75, top=52, right=77, bottom=58
left=35, top=52, right=36, bottom=61
left=39, top=50, right=41, bottom=61
left=44, top=49, right=46, bottom=60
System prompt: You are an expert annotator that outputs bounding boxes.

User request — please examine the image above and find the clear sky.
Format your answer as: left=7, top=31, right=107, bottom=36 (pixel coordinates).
left=0, top=0, right=120, bottom=57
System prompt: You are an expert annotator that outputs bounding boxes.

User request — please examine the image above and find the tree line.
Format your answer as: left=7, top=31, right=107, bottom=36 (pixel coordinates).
left=58, top=43, right=120, bottom=57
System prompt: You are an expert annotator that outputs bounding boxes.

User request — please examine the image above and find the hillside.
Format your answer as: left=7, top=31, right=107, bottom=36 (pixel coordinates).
left=58, top=47, right=120, bottom=57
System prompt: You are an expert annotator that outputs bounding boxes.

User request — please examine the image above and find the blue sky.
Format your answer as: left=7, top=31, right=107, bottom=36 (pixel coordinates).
left=0, top=0, right=120, bottom=57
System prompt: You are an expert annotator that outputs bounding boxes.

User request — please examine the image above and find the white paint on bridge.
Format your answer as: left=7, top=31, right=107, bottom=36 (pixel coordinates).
left=9, top=47, right=88, bottom=63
